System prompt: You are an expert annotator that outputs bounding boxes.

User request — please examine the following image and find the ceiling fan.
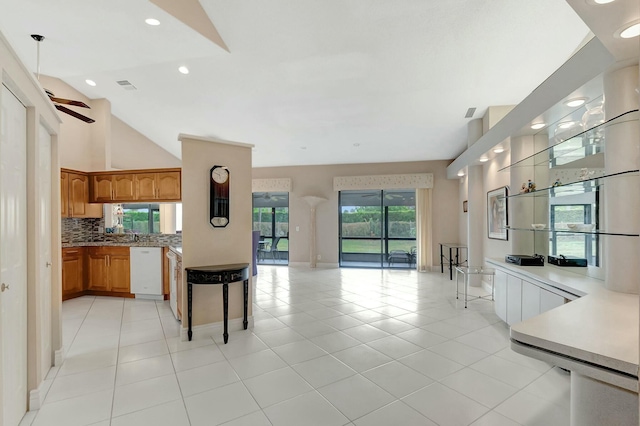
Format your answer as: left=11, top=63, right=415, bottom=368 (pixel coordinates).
left=260, top=192, right=287, bottom=201
left=31, top=34, right=95, bottom=124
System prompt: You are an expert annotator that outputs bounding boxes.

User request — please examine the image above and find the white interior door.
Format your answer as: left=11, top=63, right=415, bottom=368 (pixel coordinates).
left=0, top=85, right=28, bottom=426
left=38, top=123, right=52, bottom=377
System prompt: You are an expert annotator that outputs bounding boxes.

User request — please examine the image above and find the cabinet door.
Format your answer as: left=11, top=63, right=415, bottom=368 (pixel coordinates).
left=156, top=171, right=181, bottom=200
left=109, top=253, right=131, bottom=293
left=135, top=173, right=157, bottom=200
left=521, top=280, right=541, bottom=321
left=68, top=173, right=88, bottom=217
left=506, top=275, right=522, bottom=326
left=61, top=172, right=69, bottom=217
left=113, top=174, right=135, bottom=201
left=91, top=175, right=114, bottom=202
left=494, top=269, right=508, bottom=323
left=62, top=249, right=83, bottom=296
left=540, top=289, right=565, bottom=313
left=87, top=251, right=109, bottom=291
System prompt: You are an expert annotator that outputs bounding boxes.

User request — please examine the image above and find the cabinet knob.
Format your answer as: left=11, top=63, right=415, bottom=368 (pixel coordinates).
left=46, top=262, right=52, bottom=267
left=1, top=283, right=9, bottom=292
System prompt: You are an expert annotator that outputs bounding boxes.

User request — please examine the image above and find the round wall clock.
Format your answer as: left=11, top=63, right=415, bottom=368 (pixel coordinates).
left=210, top=165, right=230, bottom=228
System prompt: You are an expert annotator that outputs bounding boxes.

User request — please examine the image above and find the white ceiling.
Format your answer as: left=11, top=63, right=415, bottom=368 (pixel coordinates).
left=0, top=0, right=591, bottom=167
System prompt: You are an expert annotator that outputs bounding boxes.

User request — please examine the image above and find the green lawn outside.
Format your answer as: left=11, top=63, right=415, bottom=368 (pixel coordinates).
left=341, top=239, right=416, bottom=253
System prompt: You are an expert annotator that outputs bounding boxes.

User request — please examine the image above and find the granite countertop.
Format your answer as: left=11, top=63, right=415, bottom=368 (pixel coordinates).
left=511, top=289, right=638, bottom=378
left=62, top=242, right=170, bottom=248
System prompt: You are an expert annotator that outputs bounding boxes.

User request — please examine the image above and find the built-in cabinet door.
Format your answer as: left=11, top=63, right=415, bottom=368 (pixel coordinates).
left=135, top=173, right=157, bottom=200
left=176, top=259, right=182, bottom=319
left=113, top=174, right=135, bottom=201
left=493, top=269, right=508, bottom=323
left=62, top=249, right=84, bottom=296
left=157, top=172, right=181, bottom=200
left=87, top=251, right=109, bottom=291
left=540, top=289, right=565, bottom=312
left=61, top=172, right=69, bottom=217
left=109, top=254, right=130, bottom=293
left=68, top=173, right=88, bottom=217
left=521, top=280, right=541, bottom=321
left=91, top=175, right=113, bottom=202
left=506, top=275, right=522, bottom=326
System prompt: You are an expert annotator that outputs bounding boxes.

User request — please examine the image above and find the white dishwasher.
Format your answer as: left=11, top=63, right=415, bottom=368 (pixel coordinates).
left=130, top=247, right=163, bottom=299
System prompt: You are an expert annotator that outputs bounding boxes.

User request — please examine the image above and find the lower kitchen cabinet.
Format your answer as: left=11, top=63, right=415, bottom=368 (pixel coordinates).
left=87, top=247, right=130, bottom=293
left=62, top=247, right=85, bottom=299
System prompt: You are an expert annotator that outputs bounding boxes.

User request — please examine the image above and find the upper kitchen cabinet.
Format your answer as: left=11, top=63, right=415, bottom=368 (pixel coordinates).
left=91, top=174, right=135, bottom=202
left=61, top=170, right=103, bottom=218
left=89, top=168, right=181, bottom=203
left=135, top=170, right=181, bottom=201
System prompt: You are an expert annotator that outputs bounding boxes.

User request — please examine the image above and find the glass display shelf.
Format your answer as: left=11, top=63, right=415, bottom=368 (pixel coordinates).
left=499, top=109, right=639, bottom=172
left=505, top=169, right=639, bottom=199
left=504, top=226, right=639, bottom=237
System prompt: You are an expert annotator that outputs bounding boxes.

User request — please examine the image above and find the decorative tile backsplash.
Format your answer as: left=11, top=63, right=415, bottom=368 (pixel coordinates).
left=62, top=218, right=181, bottom=246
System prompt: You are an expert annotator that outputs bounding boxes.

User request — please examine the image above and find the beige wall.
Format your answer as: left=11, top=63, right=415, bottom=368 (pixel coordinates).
left=252, top=160, right=458, bottom=266
left=181, top=136, right=253, bottom=328
left=1, top=33, right=62, bottom=409
left=111, top=116, right=180, bottom=169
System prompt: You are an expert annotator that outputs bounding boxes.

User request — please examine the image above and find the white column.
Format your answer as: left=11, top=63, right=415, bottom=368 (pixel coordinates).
left=603, top=65, right=639, bottom=294
left=467, top=119, right=484, bottom=286
left=301, top=196, right=327, bottom=268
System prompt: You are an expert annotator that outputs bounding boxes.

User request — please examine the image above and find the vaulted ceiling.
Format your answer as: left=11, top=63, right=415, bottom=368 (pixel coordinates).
left=0, top=1, right=591, bottom=167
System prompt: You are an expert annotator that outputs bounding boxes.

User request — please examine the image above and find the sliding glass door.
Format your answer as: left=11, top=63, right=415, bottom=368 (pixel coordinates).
left=253, top=192, right=289, bottom=265
left=339, top=190, right=416, bottom=269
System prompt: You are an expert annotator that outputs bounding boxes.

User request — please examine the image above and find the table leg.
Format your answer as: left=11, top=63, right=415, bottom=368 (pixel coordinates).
left=449, top=247, right=454, bottom=280
left=223, top=283, right=229, bottom=344
left=455, top=268, right=459, bottom=299
left=187, top=283, right=193, bottom=341
left=440, top=244, right=444, bottom=273
left=464, top=273, right=468, bottom=308
left=243, top=279, right=248, bottom=330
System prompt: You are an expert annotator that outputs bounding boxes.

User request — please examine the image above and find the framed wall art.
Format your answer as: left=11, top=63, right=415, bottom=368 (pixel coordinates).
left=487, top=186, right=508, bottom=240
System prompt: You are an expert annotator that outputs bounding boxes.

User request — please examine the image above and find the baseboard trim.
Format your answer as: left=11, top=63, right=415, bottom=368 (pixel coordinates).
left=29, top=380, right=46, bottom=410
left=288, top=262, right=340, bottom=269
left=54, top=349, right=64, bottom=366
left=180, top=316, right=255, bottom=341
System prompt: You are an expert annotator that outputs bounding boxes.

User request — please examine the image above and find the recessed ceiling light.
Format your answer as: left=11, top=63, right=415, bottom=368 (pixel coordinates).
left=493, top=147, right=504, bottom=154
left=594, top=0, right=615, bottom=3
left=564, top=98, right=587, bottom=107
left=479, top=156, right=489, bottom=162
left=145, top=18, right=160, bottom=26
left=620, top=23, right=640, bottom=39
left=531, top=123, right=546, bottom=130
left=85, top=79, right=96, bottom=87
left=558, top=121, right=575, bottom=129
left=457, top=171, right=465, bottom=177
left=178, top=66, right=189, bottom=75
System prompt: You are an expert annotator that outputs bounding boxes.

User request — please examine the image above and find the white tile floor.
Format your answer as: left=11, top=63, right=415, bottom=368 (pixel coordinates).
left=21, top=266, right=570, bottom=426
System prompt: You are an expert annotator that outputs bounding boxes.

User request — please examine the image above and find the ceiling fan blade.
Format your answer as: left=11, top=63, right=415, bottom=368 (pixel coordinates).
left=49, top=96, right=90, bottom=108
left=55, top=104, right=95, bottom=123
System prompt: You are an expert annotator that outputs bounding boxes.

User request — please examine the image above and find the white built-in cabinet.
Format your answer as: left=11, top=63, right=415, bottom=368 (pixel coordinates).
left=494, top=267, right=566, bottom=326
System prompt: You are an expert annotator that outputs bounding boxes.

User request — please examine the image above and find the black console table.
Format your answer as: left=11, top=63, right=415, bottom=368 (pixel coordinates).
left=185, top=263, right=250, bottom=344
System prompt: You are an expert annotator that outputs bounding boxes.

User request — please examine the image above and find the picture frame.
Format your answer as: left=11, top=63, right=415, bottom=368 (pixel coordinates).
left=462, top=200, right=468, bottom=213
left=487, top=186, right=508, bottom=240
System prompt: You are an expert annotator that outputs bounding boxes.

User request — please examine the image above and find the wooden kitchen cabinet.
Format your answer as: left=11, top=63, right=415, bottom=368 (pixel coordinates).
left=90, top=174, right=135, bottom=202
left=61, top=170, right=102, bottom=218
left=89, top=168, right=181, bottom=202
left=87, top=247, right=130, bottom=293
left=135, top=170, right=181, bottom=201
left=62, top=247, right=85, bottom=299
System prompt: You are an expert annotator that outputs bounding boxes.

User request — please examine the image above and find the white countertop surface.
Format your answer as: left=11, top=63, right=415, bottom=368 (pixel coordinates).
left=511, top=289, right=638, bottom=377
left=486, top=257, right=603, bottom=298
